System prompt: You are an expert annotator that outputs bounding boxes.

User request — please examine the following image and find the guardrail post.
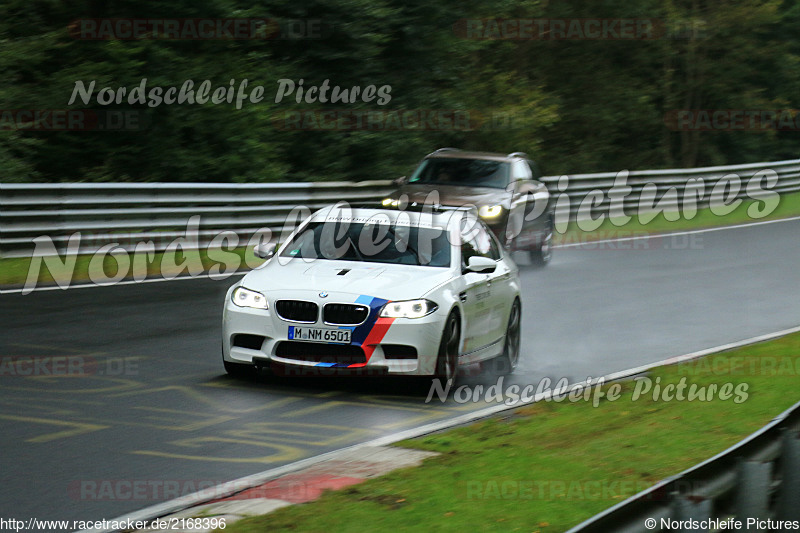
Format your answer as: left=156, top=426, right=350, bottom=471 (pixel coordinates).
left=735, top=460, right=772, bottom=520
left=56, top=184, right=67, bottom=256
left=672, top=493, right=711, bottom=531
left=0, top=184, right=5, bottom=258
left=777, top=430, right=800, bottom=520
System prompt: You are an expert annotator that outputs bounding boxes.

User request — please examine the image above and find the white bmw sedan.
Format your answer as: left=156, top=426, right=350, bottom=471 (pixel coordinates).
left=222, top=204, right=522, bottom=382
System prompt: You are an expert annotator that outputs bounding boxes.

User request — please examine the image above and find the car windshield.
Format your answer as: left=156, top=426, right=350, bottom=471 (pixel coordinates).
left=279, top=221, right=451, bottom=267
left=408, top=158, right=511, bottom=189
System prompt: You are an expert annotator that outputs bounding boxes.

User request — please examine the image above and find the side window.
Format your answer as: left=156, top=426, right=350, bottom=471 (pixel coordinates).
left=474, top=220, right=501, bottom=260
left=461, top=234, right=479, bottom=268
left=482, top=222, right=502, bottom=260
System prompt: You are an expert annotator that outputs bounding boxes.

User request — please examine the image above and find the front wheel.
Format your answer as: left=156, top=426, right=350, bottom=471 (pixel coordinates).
left=530, top=219, right=553, bottom=266
left=434, top=311, right=460, bottom=383
left=222, top=344, right=256, bottom=378
left=223, top=359, right=256, bottom=378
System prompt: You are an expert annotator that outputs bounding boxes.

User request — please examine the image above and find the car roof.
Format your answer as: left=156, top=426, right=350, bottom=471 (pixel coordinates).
left=423, top=148, right=529, bottom=162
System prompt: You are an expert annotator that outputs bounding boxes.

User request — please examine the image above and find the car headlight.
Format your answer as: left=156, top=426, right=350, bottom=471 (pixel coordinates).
left=232, top=287, right=268, bottom=309
left=382, top=198, right=401, bottom=207
left=478, top=204, right=504, bottom=219
left=380, top=299, right=438, bottom=319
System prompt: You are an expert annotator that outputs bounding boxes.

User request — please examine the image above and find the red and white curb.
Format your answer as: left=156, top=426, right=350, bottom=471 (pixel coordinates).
left=128, top=446, right=438, bottom=532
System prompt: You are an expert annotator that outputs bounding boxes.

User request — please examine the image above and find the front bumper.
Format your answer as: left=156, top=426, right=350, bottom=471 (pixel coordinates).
left=222, top=287, right=446, bottom=376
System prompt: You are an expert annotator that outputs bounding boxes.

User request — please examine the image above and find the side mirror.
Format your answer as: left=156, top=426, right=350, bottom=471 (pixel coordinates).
left=466, top=255, right=496, bottom=274
left=392, top=176, right=408, bottom=186
left=254, top=242, right=277, bottom=260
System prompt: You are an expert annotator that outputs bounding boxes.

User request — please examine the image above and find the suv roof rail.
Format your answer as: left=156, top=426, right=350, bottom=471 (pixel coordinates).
left=507, top=152, right=529, bottom=159
left=433, top=147, right=461, bottom=153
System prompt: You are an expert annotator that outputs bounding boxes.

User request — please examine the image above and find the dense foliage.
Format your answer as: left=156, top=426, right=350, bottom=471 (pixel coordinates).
left=1, top=0, right=798, bottom=182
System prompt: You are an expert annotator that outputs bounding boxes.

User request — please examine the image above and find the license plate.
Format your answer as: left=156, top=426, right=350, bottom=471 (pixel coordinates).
left=288, top=326, right=351, bottom=344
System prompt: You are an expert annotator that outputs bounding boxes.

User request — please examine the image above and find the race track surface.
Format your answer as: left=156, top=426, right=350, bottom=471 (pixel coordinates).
left=1, top=219, right=799, bottom=524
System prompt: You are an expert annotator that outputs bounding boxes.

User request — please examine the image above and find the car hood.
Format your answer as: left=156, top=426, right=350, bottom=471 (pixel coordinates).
left=393, top=183, right=511, bottom=208
left=239, top=259, right=455, bottom=301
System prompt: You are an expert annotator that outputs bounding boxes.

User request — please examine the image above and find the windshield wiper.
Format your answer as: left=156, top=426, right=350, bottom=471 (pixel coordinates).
left=346, top=235, right=366, bottom=261
left=385, top=226, right=421, bottom=266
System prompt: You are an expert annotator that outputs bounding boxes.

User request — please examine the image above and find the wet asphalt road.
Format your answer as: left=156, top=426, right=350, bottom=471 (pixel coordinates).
left=1, top=218, right=799, bottom=525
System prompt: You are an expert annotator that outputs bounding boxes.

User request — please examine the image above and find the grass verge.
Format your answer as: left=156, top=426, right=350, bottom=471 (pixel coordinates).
left=221, top=331, right=800, bottom=533
left=0, top=246, right=260, bottom=289
left=555, top=189, right=800, bottom=245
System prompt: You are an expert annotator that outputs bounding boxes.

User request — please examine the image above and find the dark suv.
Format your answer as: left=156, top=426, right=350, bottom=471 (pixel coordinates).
left=384, top=148, right=554, bottom=264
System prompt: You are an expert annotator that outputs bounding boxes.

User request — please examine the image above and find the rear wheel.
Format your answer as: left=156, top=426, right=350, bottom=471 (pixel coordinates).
left=483, top=299, right=521, bottom=376
left=434, top=311, right=460, bottom=383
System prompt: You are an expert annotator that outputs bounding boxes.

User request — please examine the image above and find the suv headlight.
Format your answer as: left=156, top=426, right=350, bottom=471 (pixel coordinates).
left=478, top=205, right=504, bottom=219
left=380, top=299, right=438, bottom=319
left=232, top=287, right=268, bottom=309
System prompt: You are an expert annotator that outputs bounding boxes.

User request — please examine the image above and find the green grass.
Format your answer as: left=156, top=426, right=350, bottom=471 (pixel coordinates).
left=0, top=245, right=260, bottom=288
left=221, top=332, right=800, bottom=533
left=2, top=190, right=799, bottom=288
left=556, top=189, right=800, bottom=245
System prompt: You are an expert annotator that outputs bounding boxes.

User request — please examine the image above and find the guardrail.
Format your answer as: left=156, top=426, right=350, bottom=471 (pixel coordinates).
left=566, top=399, right=800, bottom=532
left=539, top=158, right=800, bottom=217
left=1, top=158, right=799, bottom=258
left=0, top=181, right=394, bottom=258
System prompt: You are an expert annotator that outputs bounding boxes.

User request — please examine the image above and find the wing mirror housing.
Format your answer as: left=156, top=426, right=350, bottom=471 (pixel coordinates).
left=465, top=255, right=496, bottom=274
left=254, top=242, right=277, bottom=260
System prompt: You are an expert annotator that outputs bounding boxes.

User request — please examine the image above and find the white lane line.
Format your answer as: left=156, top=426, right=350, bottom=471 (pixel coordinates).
left=79, top=323, right=800, bottom=533
left=554, top=214, right=800, bottom=248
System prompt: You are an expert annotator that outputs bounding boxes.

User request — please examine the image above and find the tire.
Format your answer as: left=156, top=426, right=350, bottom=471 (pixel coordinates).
left=483, top=299, right=521, bottom=376
left=222, top=345, right=256, bottom=378
left=223, top=359, right=256, bottom=378
left=530, top=217, right=553, bottom=266
left=434, top=311, right=460, bottom=383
